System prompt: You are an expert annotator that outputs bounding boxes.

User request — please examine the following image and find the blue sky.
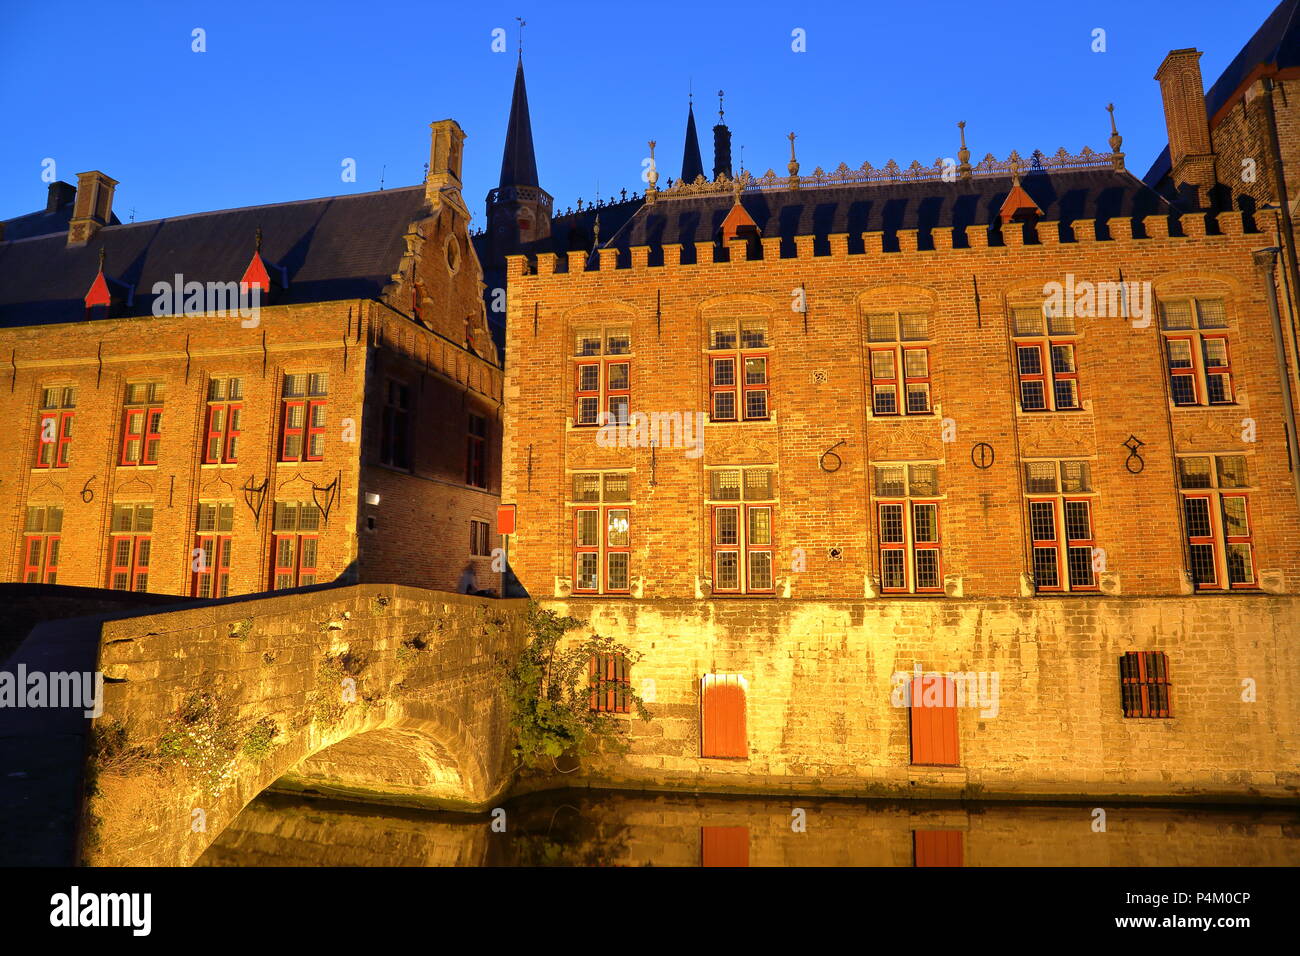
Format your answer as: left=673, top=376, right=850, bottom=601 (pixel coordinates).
left=0, top=0, right=1283, bottom=231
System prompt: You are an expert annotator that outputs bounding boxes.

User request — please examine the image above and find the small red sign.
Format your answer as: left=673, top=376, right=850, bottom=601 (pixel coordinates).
left=497, top=504, right=516, bottom=535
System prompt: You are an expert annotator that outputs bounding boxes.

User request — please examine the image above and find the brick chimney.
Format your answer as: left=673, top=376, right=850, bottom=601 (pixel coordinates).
left=46, top=181, right=76, bottom=212
left=1155, top=49, right=1217, bottom=207
left=67, top=171, right=118, bottom=245
left=426, top=119, right=466, bottom=206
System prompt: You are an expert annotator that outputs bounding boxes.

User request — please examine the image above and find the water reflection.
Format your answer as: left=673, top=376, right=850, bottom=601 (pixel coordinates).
left=197, top=789, right=1300, bottom=867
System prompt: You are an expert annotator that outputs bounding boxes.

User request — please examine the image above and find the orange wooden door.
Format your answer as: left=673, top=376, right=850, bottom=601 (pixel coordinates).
left=913, top=829, right=964, bottom=866
left=909, top=675, right=959, bottom=765
left=701, top=826, right=750, bottom=867
left=701, top=675, right=747, bottom=758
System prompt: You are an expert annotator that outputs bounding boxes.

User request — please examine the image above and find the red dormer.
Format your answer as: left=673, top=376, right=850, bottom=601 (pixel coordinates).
left=240, top=227, right=288, bottom=297
left=999, top=171, right=1043, bottom=223
left=720, top=199, right=760, bottom=243
left=84, top=248, right=134, bottom=317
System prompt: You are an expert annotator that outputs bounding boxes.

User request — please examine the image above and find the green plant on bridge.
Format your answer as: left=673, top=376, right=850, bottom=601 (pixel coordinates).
left=504, top=604, right=650, bottom=771
left=156, top=692, right=243, bottom=796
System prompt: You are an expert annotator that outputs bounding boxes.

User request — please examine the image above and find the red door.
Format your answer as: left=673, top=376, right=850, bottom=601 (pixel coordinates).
left=909, top=675, right=959, bottom=765
left=701, top=675, right=747, bottom=758
left=913, top=829, right=964, bottom=866
left=701, top=826, right=749, bottom=867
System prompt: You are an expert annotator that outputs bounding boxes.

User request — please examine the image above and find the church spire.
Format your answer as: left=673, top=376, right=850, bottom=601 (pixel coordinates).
left=499, top=57, right=539, bottom=189
left=681, top=97, right=705, bottom=184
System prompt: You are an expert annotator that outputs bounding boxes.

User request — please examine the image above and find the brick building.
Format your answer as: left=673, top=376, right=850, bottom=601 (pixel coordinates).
left=501, top=12, right=1300, bottom=605
left=0, top=122, right=504, bottom=597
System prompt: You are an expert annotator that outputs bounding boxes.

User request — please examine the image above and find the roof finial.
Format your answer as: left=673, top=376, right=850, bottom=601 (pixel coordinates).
left=98, top=246, right=106, bottom=270
left=1107, top=103, right=1126, bottom=171
left=646, top=139, right=659, bottom=204
left=515, top=16, right=525, bottom=59
left=717, top=89, right=725, bottom=122
left=255, top=226, right=263, bottom=252
left=787, top=131, right=800, bottom=188
left=957, top=121, right=972, bottom=181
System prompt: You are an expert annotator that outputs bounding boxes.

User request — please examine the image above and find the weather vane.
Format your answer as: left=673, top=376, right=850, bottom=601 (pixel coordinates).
left=516, top=16, right=525, bottom=55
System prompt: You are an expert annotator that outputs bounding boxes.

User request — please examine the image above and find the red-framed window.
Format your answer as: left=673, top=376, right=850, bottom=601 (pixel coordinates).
left=1160, top=298, right=1233, bottom=407
left=1177, top=455, right=1255, bottom=589
left=874, top=464, right=943, bottom=594
left=700, top=673, right=747, bottom=758
left=467, top=412, right=488, bottom=487
left=708, top=468, right=775, bottom=594
left=108, top=503, right=153, bottom=591
left=1011, top=306, right=1080, bottom=412
left=1120, top=651, right=1172, bottom=718
left=573, top=326, right=631, bottom=426
left=119, top=382, right=164, bottom=466
left=589, top=652, right=632, bottom=713
left=1024, top=459, right=1097, bottom=592
left=34, top=386, right=75, bottom=469
left=271, top=500, right=320, bottom=589
left=865, top=311, right=931, bottom=416
left=20, top=505, right=62, bottom=583
left=380, top=379, right=412, bottom=469
left=570, top=472, right=632, bottom=594
left=279, top=372, right=327, bottom=462
left=707, top=317, right=769, bottom=421
left=913, top=830, right=964, bottom=867
left=203, top=377, right=242, bottom=464
left=908, top=674, right=959, bottom=766
left=192, top=502, right=234, bottom=598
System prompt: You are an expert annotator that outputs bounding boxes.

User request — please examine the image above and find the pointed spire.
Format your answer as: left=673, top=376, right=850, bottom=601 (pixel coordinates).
left=681, top=99, right=705, bottom=184
left=499, top=57, right=539, bottom=188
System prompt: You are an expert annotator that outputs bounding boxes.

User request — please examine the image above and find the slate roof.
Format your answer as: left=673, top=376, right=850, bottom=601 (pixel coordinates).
left=1144, top=0, right=1300, bottom=187
left=605, top=167, right=1170, bottom=252
left=1, top=182, right=119, bottom=242
left=0, top=185, right=427, bottom=328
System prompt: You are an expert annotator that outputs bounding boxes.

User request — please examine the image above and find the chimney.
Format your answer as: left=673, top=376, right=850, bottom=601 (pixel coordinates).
left=46, top=181, right=76, bottom=213
left=1155, top=49, right=1217, bottom=208
left=67, top=171, right=117, bottom=245
left=426, top=119, right=466, bottom=206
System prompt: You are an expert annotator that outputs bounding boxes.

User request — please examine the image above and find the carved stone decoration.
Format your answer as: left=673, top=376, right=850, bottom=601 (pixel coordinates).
left=704, top=436, right=777, bottom=466
left=1018, top=415, right=1097, bottom=457
left=1172, top=412, right=1250, bottom=450
left=870, top=417, right=944, bottom=459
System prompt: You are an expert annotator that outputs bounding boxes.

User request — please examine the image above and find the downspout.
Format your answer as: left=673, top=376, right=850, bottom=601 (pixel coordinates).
left=1254, top=246, right=1300, bottom=519
left=1258, top=78, right=1300, bottom=383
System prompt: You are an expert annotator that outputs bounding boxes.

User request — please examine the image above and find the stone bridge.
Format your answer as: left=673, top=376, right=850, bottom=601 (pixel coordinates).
left=3, top=584, right=528, bottom=867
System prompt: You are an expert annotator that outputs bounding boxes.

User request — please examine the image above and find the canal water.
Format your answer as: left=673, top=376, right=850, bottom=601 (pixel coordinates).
left=197, top=789, right=1300, bottom=866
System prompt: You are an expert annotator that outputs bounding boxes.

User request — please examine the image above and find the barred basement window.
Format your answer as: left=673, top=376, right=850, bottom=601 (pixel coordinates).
left=570, top=472, right=632, bottom=594
left=574, top=325, right=632, bottom=426
left=280, top=373, right=327, bottom=462
left=874, top=464, right=943, bottom=594
left=108, top=503, right=153, bottom=591
left=1023, top=459, right=1097, bottom=592
left=34, top=386, right=75, bottom=469
left=707, top=467, right=775, bottom=594
left=119, top=382, right=164, bottom=466
left=1120, top=651, right=1172, bottom=718
left=865, top=311, right=932, bottom=416
left=708, top=317, right=769, bottom=421
left=589, top=652, right=632, bottom=713
left=192, top=502, right=234, bottom=598
left=271, top=501, right=320, bottom=589
left=1160, top=298, right=1233, bottom=406
left=21, top=504, right=63, bottom=583
left=1177, top=454, right=1255, bottom=589
left=1011, top=306, right=1081, bottom=412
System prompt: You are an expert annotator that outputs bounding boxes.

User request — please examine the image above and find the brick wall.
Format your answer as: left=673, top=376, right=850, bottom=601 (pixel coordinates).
left=503, top=210, right=1300, bottom=600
